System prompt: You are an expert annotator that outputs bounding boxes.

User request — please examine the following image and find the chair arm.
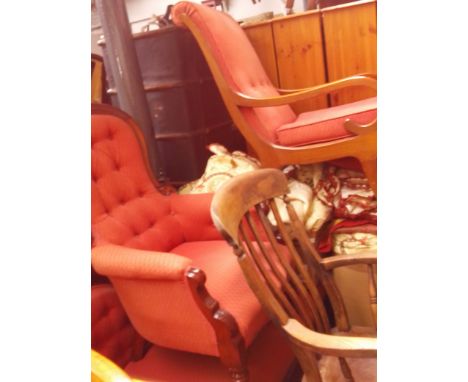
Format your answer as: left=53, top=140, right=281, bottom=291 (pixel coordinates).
left=356, top=72, right=377, bottom=80
left=283, top=319, right=376, bottom=358
left=320, top=252, right=377, bottom=270
left=233, top=74, right=377, bottom=107
left=277, top=73, right=377, bottom=94
left=169, top=193, right=223, bottom=241
left=320, top=251, right=377, bottom=271
left=92, top=244, right=192, bottom=280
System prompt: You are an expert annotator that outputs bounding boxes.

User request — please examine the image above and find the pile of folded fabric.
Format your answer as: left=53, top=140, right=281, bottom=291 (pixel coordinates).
left=292, top=162, right=377, bottom=326
left=294, top=163, right=377, bottom=256
left=178, top=143, right=261, bottom=194
left=178, top=145, right=377, bottom=257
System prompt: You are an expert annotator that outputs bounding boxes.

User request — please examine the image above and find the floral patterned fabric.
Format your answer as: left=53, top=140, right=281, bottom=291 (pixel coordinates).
left=179, top=145, right=377, bottom=255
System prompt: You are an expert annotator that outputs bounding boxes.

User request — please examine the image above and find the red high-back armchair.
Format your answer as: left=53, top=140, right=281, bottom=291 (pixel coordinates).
left=91, top=103, right=288, bottom=381
left=171, top=2, right=377, bottom=193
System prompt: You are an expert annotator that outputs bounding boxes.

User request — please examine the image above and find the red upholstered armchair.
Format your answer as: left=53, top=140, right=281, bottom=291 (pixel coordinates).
left=91, top=104, right=293, bottom=381
left=171, top=2, right=377, bottom=193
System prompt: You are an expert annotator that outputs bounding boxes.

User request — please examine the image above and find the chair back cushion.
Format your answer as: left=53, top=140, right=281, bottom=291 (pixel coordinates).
left=172, top=2, right=296, bottom=142
left=92, top=112, right=185, bottom=251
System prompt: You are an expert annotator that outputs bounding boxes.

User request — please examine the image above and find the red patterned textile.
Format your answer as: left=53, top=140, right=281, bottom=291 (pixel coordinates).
left=318, top=219, right=376, bottom=253
left=315, top=165, right=377, bottom=223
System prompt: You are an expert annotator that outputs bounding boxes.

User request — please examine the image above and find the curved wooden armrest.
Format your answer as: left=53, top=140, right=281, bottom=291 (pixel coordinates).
left=276, top=73, right=377, bottom=95
left=354, top=72, right=377, bottom=80
left=232, top=74, right=376, bottom=107
left=276, top=87, right=318, bottom=94
left=283, top=319, right=377, bottom=358
left=320, top=252, right=377, bottom=271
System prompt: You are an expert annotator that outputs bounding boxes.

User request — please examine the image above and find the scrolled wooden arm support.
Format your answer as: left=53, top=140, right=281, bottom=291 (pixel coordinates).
left=344, top=118, right=377, bottom=136
left=186, top=268, right=249, bottom=382
left=232, top=74, right=377, bottom=108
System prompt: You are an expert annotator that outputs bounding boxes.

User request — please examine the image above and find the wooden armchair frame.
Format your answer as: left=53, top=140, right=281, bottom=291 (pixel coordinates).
left=211, top=169, right=377, bottom=381
left=176, top=12, right=377, bottom=193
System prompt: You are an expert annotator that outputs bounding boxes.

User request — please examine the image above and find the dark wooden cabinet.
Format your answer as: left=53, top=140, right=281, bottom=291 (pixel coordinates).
left=100, top=27, right=245, bottom=185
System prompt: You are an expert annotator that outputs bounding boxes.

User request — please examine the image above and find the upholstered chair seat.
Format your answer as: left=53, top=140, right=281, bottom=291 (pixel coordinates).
left=276, top=97, right=377, bottom=146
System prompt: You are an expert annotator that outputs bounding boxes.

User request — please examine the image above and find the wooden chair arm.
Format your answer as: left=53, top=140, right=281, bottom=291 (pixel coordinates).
left=352, top=72, right=377, bottom=80
left=320, top=252, right=377, bottom=271
left=344, top=118, right=377, bottom=136
left=276, top=73, right=376, bottom=94
left=283, top=319, right=377, bottom=358
left=232, top=74, right=376, bottom=107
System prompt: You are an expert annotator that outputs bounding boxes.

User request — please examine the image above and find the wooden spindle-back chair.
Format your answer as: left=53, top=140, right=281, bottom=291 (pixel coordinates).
left=211, top=169, right=377, bottom=381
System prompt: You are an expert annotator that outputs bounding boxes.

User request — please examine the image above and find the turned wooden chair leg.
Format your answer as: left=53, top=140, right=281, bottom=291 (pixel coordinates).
left=367, top=264, right=377, bottom=330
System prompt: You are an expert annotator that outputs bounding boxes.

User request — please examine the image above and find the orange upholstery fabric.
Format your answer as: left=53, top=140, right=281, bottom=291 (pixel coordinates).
left=276, top=97, right=377, bottom=146
left=96, top=241, right=269, bottom=357
left=171, top=241, right=270, bottom=348
left=92, top=245, right=192, bottom=280
left=125, top=322, right=295, bottom=382
left=92, top=114, right=182, bottom=251
left=172, top=2, right=297, bottom=142
left=92, top=114, right=220, bottom=251
left=169, top=193, right=222, bottom=242
left=91, top=284, right=148, bottom=368
left=108, top=272, right=220, bottom=356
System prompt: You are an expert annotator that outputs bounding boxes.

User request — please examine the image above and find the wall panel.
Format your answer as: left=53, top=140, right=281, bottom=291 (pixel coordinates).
left=272, top=12, right=328, bottom=114
left=322, top=0, right=377, bottom=106
left=243, top=22, right=279, bottom=87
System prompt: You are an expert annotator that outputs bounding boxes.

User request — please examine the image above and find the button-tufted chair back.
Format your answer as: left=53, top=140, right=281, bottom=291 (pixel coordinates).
left=172, top=2, right=297, bottom=142
left=92, top=106, right=184, bottom=252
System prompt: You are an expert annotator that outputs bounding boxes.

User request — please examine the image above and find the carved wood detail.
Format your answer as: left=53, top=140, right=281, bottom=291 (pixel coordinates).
left=186, top=267, right=249, bottom=382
